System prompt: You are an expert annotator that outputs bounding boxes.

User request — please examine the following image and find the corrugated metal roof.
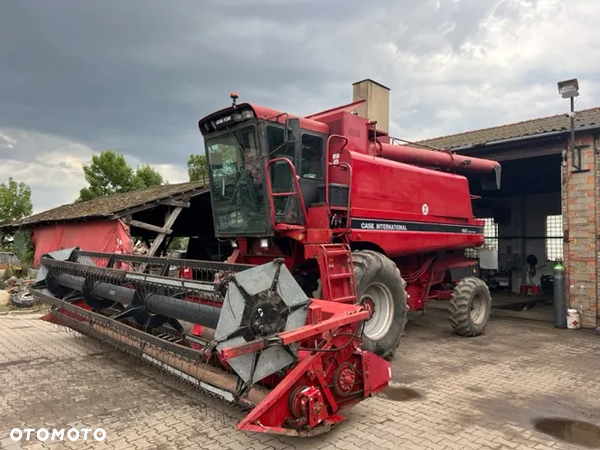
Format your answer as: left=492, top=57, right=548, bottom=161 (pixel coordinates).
left=3, top=181, right=209, bottom=229
left=415, top=107, right=600, bottom=150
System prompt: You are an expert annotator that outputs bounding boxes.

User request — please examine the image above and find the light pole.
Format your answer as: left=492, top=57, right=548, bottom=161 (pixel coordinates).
left=557, top=78, right=586, bottom=173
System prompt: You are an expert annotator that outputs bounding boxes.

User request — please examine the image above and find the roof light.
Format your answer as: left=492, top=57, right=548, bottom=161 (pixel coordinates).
left=230, top=91, right=239, bottom=107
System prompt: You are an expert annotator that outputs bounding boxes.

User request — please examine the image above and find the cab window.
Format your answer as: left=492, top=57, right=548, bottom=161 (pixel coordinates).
left=266, top=126, right=294, bottom=161
left=300, top=134, right=323, bottom=179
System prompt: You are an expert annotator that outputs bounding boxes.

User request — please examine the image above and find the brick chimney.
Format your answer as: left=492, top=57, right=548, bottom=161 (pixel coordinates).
left=352, top=79, right=390, bottom=133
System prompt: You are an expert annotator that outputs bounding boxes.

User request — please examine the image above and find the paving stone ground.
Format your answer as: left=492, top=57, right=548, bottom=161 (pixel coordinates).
left=1, top=307, right=599, bottom=450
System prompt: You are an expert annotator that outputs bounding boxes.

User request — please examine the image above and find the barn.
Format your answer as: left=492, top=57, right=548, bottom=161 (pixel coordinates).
left=0, top=181, right=229, bottom=266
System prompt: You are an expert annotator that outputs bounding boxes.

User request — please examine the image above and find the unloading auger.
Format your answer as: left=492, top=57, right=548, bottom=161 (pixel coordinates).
left=29, top=248, right=391, bottom=437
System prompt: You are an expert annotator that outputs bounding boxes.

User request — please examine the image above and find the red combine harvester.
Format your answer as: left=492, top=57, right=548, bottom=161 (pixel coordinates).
left=30, top=81, right=500, bottom=436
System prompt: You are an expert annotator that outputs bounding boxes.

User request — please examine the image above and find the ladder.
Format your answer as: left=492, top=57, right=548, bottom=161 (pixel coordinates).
left=315, top=244, right=357, bottom=304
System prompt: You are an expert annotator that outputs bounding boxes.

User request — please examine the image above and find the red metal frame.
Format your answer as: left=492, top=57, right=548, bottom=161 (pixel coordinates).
left=328, top=162, right=353, bottom=235
left=265, top=157, right=309, bottom=231
left=230, top=298, right=391, bottom=436
left=219, top=299, right=366, bottom=360
left=324, top=134, right=349, bottom=207
left=314, top=244, right=357, bottom=303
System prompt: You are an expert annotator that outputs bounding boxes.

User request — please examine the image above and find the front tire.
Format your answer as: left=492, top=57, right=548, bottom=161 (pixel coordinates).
left=314, top=250, right=408, bottom=359
left=449, top=277, right=492, bottom=337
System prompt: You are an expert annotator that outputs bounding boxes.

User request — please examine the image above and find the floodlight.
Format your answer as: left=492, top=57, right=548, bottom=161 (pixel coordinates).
left=557, top=78, right=579, bottom=99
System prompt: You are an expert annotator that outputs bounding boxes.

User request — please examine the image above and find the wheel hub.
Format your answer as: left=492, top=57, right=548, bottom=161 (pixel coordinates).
left=360, top=282, right=395, bottom=342
left=250, top=296, right=286, bottom=336
left=470, top=293, right=486, bottom=324
left=361, top=297, right=375, bottom=319
left=334, top=362, right=358, bottom=396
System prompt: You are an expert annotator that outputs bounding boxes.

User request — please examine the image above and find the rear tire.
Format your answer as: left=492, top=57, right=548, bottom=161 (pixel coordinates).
left=449, top=277, right=492, bottom=337
left=314, top=250, right=408, bottom=360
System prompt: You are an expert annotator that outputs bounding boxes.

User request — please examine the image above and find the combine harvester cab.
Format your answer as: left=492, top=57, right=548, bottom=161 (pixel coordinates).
left=30, top=248, right=391, bottom=437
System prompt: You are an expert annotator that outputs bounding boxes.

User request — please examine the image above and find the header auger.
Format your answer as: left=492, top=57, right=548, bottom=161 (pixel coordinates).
left=30, top=248, right=391, bottom=436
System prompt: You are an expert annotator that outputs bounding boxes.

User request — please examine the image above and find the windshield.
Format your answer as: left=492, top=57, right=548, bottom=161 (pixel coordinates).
left=206, top=126, right=268, bottom=234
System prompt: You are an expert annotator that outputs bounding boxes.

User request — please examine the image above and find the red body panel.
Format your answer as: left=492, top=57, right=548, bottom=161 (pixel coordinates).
left=349, top=151, right=476, bottom=221
left=321, top=130, right=485, bottom=259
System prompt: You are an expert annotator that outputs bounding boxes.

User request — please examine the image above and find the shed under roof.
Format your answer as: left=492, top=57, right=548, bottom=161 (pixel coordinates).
left=415, top=107, right=600, bottom=151
left=2, top=181, right=209, bottom=230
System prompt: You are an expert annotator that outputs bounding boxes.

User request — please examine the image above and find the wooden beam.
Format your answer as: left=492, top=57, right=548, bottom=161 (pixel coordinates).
left=137, top=206, right=184, bottom=273
left=124, top=219, right=172, bottom=235
left=159, top=199, right=190, bottom=208
left=111, top=188, right=208, bottom=219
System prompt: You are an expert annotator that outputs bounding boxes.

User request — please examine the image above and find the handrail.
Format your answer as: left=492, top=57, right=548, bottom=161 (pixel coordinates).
left=329, top=162, right=353, bottom=234
left=265, top=157, right=308, bottom=230
left=324, top=135, right=349, bottom=210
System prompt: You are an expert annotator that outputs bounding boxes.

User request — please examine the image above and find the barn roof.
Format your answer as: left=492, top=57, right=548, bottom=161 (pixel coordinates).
left=2, top=181, right=209, bottom=229
left=414, top=107, right=600, bottom=151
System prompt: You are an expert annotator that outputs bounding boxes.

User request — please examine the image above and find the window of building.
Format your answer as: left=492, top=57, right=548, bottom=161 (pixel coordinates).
left=545, top=215, right=563, bottom=261
left=465, top=218, right=498, bottom=258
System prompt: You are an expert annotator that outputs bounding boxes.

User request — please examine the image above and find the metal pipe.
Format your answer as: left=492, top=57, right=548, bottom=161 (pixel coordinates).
left=93, top=282, right=135, bottom=306
left=52, top=273, right=222, bottom=329
left=146, top=294, right=221, bottom=329
left=371, top=142, right=501, bottom=175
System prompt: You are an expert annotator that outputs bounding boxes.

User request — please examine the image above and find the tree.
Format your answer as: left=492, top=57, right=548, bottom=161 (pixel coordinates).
left=77, top=150, right=165, bottom=202
left=0, top=178, right=33, bottom=225
left=132, top=164, right=164, bottom=190
left=187, top=154, right=208, bottom=183
left=0, top=178, right=33, bottom=252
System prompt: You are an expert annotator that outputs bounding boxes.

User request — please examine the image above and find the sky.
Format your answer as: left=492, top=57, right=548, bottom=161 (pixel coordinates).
left=1, top=0, right=600, bottom=213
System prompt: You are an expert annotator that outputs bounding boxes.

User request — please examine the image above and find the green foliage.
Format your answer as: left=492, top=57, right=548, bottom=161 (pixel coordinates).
left=0, top=178, right=33, bottom=250
left=0, top=178, right=33, bottom=225
left=169, top=237, right=189, bottom=252
left=132, top=164, right=164, bottom=190
left=13, top=230, right=34, bottom=265
left=77, top=150, right=165, bottom=202
left=187, top=154, right=208, bottom=183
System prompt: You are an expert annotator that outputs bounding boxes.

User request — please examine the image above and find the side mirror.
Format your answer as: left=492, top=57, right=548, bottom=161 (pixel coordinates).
left=284, top=118, right=300, bottom=143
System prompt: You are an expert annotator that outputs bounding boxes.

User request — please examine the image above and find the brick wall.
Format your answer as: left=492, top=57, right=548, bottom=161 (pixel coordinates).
left=563, top=133, right=598, bottom=328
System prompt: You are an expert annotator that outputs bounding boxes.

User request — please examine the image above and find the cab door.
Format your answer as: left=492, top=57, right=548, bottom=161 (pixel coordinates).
left=265, top=124, right=302, bottom=225
left=297, top=132, right=326, bottom=208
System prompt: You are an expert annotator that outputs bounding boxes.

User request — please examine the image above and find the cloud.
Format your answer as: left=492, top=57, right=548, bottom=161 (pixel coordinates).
left=1, top=0, right=600, bottom=211
left=0, top=129, right=94, bottom=213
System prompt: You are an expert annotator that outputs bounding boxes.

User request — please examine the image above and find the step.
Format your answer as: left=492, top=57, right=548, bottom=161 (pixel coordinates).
left=328, top=295, right=357, bottom=303
left=328, top=273, right=354, bottom=279
left=323, top=250, right=351, bottom=257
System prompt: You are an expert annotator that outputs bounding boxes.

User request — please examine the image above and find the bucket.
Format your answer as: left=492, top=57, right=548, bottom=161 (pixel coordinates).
left=566, top=309, right=580, bottom=329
